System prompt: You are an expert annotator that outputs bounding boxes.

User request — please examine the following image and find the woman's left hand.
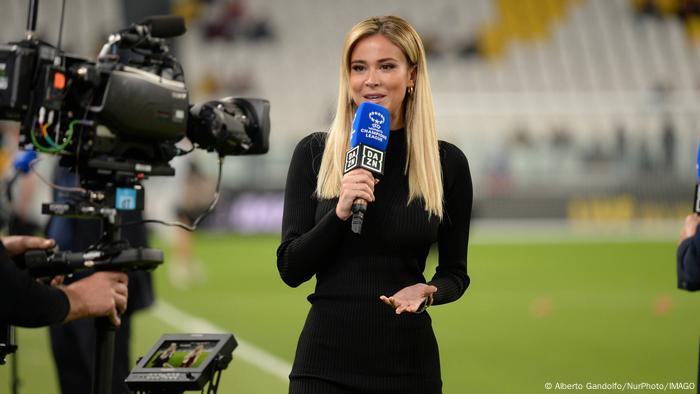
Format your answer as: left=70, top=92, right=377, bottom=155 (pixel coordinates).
left=380, top=283, right=437, bottom=314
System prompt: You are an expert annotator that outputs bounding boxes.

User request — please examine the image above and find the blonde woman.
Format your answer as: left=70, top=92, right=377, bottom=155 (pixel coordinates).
left=150, top=343, right=177, bottom=368
left=180, top=344, right=204, bottom=368
left=277, top=15, right=472, bottom=393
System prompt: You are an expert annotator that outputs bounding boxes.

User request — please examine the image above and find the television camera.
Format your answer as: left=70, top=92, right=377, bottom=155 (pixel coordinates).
left=0, top=11, right=269, bottom=273
left=0, top=2, right=269, bottom=393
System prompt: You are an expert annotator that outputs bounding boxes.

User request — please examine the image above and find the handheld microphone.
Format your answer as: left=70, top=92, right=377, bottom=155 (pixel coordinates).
left=120, top=15, right=187, bottom=45
left=694, top=142, right=700, bottom=213
left=343, top=102, right=390, bottom=234
left=139, top=15, right=187, bottom=39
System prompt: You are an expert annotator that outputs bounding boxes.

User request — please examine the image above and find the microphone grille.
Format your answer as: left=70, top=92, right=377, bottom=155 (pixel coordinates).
left=139, top=15, right=187, bottom=38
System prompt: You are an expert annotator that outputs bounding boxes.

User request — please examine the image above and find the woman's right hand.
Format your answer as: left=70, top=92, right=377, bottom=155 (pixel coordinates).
left=336, top=168, right=377, bottom=220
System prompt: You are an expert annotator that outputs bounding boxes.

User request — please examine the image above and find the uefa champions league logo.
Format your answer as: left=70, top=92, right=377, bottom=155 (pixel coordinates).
left=368, top=111, right=385, bottom=130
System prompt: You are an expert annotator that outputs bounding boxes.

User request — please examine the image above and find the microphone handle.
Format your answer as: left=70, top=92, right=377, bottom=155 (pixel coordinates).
left=351, top=198, right=367, bottom=234
left=694, top=184, right=700, bottom=214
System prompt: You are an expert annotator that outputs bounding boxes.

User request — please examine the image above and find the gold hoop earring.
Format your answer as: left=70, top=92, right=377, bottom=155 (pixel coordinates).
left=408, top=86, right=414, bottom=95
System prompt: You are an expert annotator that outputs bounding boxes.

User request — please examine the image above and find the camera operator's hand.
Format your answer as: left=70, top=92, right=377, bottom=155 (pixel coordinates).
left=680, top=214, right=700, bottom=244
left=1, top=235, right=55, bottom=256
left=61, top=272, right=129, bottom=327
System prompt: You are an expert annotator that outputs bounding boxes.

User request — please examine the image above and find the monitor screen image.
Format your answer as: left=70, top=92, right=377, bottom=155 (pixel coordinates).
left=144, top=340, right=218, bottom=369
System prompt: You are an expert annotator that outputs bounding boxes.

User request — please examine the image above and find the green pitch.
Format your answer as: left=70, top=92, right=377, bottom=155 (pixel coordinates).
left=1, top=234, right=698, bottom=393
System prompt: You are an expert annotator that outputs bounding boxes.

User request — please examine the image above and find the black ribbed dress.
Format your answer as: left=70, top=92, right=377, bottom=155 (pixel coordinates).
left=277, top=129, right=472, bottom=394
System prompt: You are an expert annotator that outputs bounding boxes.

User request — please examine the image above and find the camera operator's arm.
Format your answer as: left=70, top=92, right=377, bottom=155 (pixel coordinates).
left=677, top=214, right=700, bottom=291
left=0, top=237, right=69, bottom=327
left=0, top=236, right=129, bottom=326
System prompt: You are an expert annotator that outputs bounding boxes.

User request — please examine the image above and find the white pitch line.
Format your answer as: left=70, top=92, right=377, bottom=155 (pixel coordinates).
left=149, top=300, right=292, bottom=382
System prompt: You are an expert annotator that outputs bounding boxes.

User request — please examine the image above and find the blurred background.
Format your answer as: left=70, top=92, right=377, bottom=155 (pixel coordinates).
left=0, top=0, right=699, bottom=393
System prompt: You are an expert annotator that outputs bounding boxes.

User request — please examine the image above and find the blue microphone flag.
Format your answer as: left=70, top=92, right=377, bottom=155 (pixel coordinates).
left=13, top=150, right=37, bottom=174
left=696, top=140, right=700, bottom=182
left=350, top=102, right=390, bottom=150
left=694, top=140, right=700, bottom=213
left=344, top=102, right=390, bottom=175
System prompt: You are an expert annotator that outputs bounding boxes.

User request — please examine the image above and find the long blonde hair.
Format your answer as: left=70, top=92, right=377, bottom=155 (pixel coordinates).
left=315, top=15, right=444, bottom=218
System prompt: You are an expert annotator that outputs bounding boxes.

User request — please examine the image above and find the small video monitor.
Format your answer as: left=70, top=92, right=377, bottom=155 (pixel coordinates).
left=126, top=333, right=237, bottom=392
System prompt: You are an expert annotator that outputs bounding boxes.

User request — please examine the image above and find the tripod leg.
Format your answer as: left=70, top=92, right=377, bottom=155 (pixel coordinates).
left=206, top=368, right=223, bottom=394
left=11, top=330, right=19, bottom=394
left=93, top=317, right=116, bottom=394
left=3, top=325, right=20, bottom=394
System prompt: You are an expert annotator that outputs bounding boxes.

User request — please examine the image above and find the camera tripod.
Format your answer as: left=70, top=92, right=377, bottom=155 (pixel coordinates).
left=28, top=203, right=163, bottom=394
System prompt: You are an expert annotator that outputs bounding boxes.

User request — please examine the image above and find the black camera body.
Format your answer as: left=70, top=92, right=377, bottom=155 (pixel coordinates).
left=0, top=43, right=37, bottom=116
left=0, top=17, right=270, bottom=182
left=1, top=16, right=273, bottom=278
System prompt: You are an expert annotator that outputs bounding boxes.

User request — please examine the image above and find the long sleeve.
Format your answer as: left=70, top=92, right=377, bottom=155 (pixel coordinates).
left=0, top=244, right=70, bottom=327
left=277, top=133, right=348, bottom=287
left=429, top=142, right=472, bottom=305
left=677, top=225, right=700, bottom=291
